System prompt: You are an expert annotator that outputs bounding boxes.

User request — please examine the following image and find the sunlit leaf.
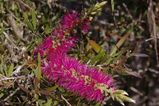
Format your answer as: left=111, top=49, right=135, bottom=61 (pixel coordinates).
left=31, top=9, right=37, bottom=31
left=110, top=30, right=131, bottom=56
left=89, top=50, right=105, bottom=65
left=111, top=0, right=115, bottom=12
left=7, top=64, right=14, bottom=77
left=23, top=12, right=34, bottom=31
left=87, top=38, right=102, bottom=53
left=44, top=98, right=52, bottom=106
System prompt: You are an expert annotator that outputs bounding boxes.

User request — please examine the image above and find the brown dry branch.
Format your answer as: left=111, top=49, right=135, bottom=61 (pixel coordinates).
left=147, top=0, right=159, bottom=65
left=7, top=14, right=24, bottom=40
left=3, top=87, right=20, bottom=102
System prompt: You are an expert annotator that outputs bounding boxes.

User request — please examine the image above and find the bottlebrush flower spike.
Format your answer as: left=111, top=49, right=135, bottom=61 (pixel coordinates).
left=49, top=37, right=77, bottom=57
left=61, top=11, right=79, bottom=30
left=52, top=11, right=79, bottom=39
left=42, top=57, right=114, bottom=102
left=81, top=18, right=90, bottom=34
left=34, top=9, right=115, bottom=102
left=40, top=37, right=114, bottom=102
left=34, top=2, right=135, bottom=104
left=33, top=37, right=53, bottom=57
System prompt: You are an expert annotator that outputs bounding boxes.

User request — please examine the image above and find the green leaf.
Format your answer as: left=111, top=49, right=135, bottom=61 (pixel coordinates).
left=116, top=97, right=125, bottom=106
left=38, top=99, right=46, bottom=106
left=121, top=95, right=136, bottom=103
left=95, top=102, right=101, bottom=106
left=113, top=90, right=128, bottom=95
left=23, top=12, right=34, bottom=31
left=0, top=93, right=4, bottom=99
left=6, top=64, right=14, bottom=77
left=87, top=1, right=107, bottom=16
left=89, top=50, right=105, bottom=65
left=95, top=1, right=107, bottom=9
left=111, top=90, right=136, bottom=105
left=87, top=38, right=102, bottom=53
left=0, top=23, right=4, bottom=35
left=111, top=0, right=115, bottom=12
left=44, top=24, right=52, bottom=34
left=44, top=98, right=52, bottom=106
left=36, top=53, right=41, bottom=80
left=45, top=85, right=59, bottom=92
left=105, top=48, right=128, bottom=65
left=110, top=30, right=131, bottom=56
left=31, top=9, right=37, bottom=31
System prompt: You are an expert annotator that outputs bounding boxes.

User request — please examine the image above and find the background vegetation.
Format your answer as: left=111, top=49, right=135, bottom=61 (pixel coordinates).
left=0, top=0, right=159, bottom=106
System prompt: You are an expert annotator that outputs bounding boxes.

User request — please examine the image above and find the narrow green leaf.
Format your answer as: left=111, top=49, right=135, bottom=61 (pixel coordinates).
left=89, top=50, right=105, bottom=65
left=117, top=98, right=125, bottom=106
left=87, top=38, right=102, bottom=53
left=45, top=85, right=59, bottom=92
left=0, top=93, right=4, bottom=98
left=114, top=90, right=128, bottom=95
left=98, top=1, right=107, bottom=7
left=91, top=11, right=98, bottom=15
left=111, top=89, right=136, bottom=105
left=23, top=12, right=34, bottom=31
left=44, top=24, right=52, bottom=34
left=38, top=99, right=46, bottom=106
left=110, top=30, right=131, bottom=56
left=7, top=64, right=14, bottom=76
left=111, top=0, right=115, bottom=12
left=44, top=98, right=52, bottom=106
left=31, top=9, right=37, bottom=31
left=95, top=1, right=107, bottom=9
left=87, top=1, right=107, bottom=16
left=36, top=53, right=41, bottom=80
left=121, top=95, right=136, bottom=103
left=95, top=102, right=101, bottom=106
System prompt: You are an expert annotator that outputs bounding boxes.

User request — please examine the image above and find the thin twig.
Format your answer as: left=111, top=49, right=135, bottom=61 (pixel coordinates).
left=3, top=87, right=20, bottom=102
left=61, top=95, right=72, bottom=106
left=122, top=3, right=133, bottom=19
left=3, top=32, right=17, bottom=48
left=0, top=75, right=26, bottom=82
left=147, top=0, right=159, bottom=64
left=15, top=0, right=32, bottom=10
left=145, top=37, right=159, bottom=42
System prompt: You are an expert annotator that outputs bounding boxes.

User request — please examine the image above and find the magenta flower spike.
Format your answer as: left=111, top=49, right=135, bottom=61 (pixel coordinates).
left=34, top=11, right=115, bottom=102
left=33, top=37, right=53, bottom=57
left=81, top=18, right=90, bottom=34
left=39, top=36, right=114, bottom=102
left=61, top=11, right=79, bottom=30
left=52, top=11, right=79, bottom=39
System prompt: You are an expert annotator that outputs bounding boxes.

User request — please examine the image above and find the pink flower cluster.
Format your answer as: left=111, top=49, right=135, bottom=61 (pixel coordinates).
left=33, top=37, right=53, bottom=57
left=34, top=11, right=114, bottom=102
left=52, top=11, right=80, bottom=39
left=81, top=18, right=90, bottom=34
left=52, top=11, right=90, bottom=39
